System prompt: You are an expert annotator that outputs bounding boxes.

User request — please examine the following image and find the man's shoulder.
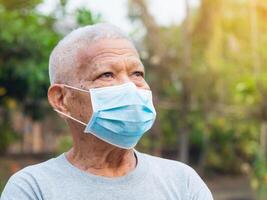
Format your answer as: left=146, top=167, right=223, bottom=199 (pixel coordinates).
left=138, top=151, right=195, bottom=174
left=137, top=151, right=208, bottom=186
left=138, top=151, right=213, bottom=199
left=7, top=154, right=62, bottom=184
left=0, top=156, right=61, bottom=200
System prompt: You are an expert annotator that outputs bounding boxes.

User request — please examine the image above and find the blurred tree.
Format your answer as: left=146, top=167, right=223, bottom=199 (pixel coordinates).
left=129, top=0, right=165, bottom=156
left=0, top=0, right=60, bottom=153
left=0, top=0, right=99, bottom=154
left=0, top=0, right=42, bottom=10
left=0, top=0, right=60, bottom=119
left=178, top=0, right=192, bottom=164
left=76, top=8, right=101, bottom=26
left=128, top=0, right=267, bottom=181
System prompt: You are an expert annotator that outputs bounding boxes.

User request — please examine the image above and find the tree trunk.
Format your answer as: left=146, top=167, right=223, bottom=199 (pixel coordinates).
left=178, top=0, right=192, bottom=163
left=260, top=121, right=267, bottom=155
left=23, top=116, right=32, bottom=153
left=130, top=0, right=163, bottom=156
left=32, top=121, right=43, bottom=153
left=250, top=0, right=260, bottom=76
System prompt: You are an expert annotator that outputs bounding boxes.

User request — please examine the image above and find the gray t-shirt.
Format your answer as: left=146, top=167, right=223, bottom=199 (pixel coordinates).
left=1, top=150, right=213, bottom=200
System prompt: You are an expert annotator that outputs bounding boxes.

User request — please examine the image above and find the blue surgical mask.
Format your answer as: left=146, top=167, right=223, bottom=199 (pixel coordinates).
left=54, top=82, right=156, bottom=149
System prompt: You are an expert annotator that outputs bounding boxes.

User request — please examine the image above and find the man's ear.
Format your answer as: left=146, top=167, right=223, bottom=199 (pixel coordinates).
left=48, top=84, right=68, bottom=112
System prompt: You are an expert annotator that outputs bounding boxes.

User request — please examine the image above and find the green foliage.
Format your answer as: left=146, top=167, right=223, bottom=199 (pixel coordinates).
left=0, top=1, right=57, bottom=153
left=252, top=152, right=267, bottom=199
left=129, top=0, right=266, bottom=184
left=206, top=117, right=258, bottom=173
left=0, top=1, right=266, bottom=197
left=0, top=123, right=19, bottom=154
left=0, top=1, right=100, bottom=155
left=0, top=100, right=20, bottom=154
left=0, top=0, right=42, bottom=10
left=76, top=8, right=101, bottom=26
left=0, top=3, right=60, bottom=120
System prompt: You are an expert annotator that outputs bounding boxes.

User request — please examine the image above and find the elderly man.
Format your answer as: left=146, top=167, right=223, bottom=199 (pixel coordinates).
left=1, top=23, right=213, bottom=200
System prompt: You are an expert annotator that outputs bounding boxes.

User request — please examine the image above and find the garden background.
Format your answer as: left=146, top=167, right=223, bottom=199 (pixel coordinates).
left=1, top=0, right=267, bottom=199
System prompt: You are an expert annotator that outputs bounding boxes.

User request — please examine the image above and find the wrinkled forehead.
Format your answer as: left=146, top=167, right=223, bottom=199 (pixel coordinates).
left=72, top=39, right=143, bottom=79
left=76, top=39, right=140, bottom=64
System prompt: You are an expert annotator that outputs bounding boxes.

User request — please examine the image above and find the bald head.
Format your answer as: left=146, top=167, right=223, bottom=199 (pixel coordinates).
left=48, top=23, right=133, bottom=84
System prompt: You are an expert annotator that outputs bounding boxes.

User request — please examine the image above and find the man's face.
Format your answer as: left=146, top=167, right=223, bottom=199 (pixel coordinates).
left=62, top=39, right=150, bottom=125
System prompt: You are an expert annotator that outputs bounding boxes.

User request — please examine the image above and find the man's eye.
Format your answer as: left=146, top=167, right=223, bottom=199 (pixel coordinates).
left=132, top=71, right=144, bottom=77
left=98, top=72, right=114, bottom=79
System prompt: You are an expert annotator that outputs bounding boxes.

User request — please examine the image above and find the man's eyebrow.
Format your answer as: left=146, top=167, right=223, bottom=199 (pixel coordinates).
left=91, top=62, right=114, bottom=71
left=87, top=57, right=144, bottom=73
left=129, top=60, right=145, bottom=71
left=124, top=57, right=143, bottom=66
left=88, top=63, right=115, bottom=78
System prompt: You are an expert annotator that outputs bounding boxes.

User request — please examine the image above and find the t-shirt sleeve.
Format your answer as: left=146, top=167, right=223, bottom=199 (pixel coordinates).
left=0, top=170, right=41, bottom=200
left=186, top=166, right=214, bottom=200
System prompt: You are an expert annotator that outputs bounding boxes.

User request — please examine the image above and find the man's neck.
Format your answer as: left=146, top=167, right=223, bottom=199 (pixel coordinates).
left=66, top=133, right=137, bottom=178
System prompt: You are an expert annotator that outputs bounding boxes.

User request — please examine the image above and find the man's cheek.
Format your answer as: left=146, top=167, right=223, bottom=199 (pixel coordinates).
left=79, top=96, right=93, bottom=122
left=67, top=95, right=90, bottom=122
left=84, top=107, right=93, bottom=122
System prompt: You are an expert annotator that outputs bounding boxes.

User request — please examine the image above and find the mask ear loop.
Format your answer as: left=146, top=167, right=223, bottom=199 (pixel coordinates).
left=54, top=109, right=87, bottom=126
left=63, top=84, right=88, bottom=93
left=53, top=84, right=90, bottom=126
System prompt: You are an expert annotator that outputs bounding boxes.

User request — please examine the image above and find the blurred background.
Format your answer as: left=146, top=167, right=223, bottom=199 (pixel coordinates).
left=0, top=0, right=267, bottom=199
